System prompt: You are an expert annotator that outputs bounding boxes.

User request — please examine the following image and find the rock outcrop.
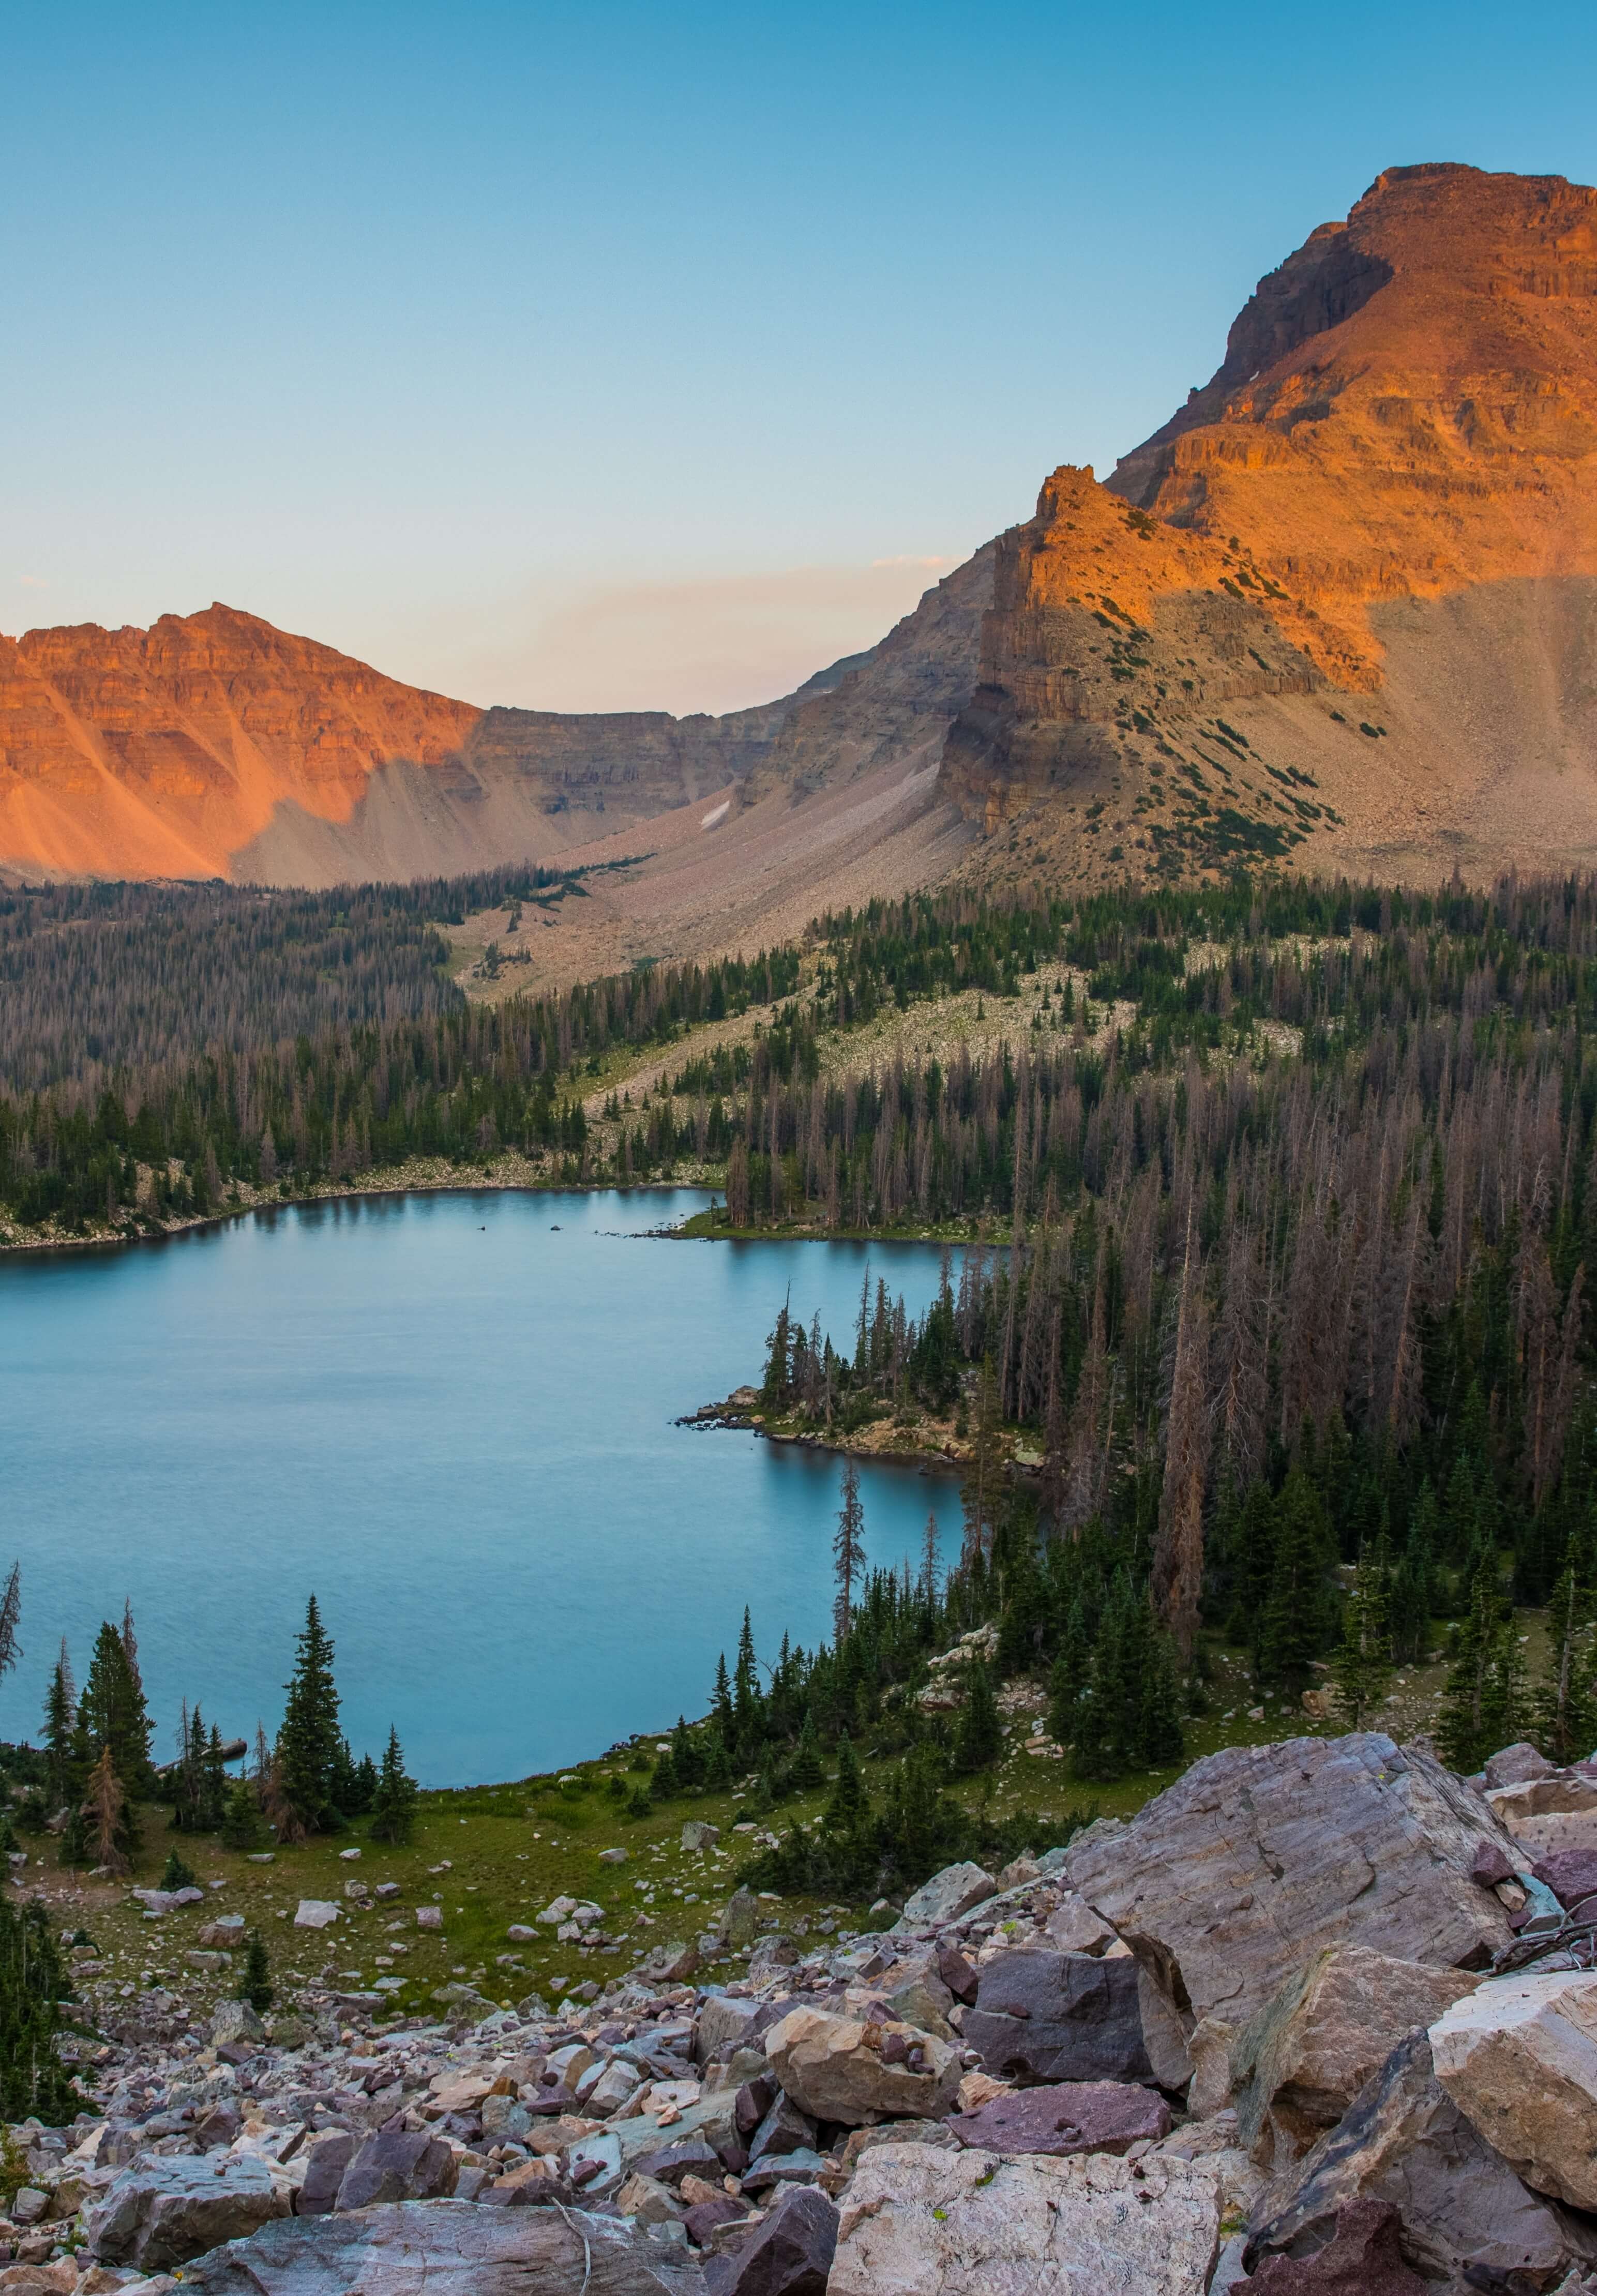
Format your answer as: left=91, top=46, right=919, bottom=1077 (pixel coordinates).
left=942, top=163, right=1597, bottom=888
left=1065, top=1733, right=1516, bottom=2026
left=1429, top=1969, right=1597, bottom=2209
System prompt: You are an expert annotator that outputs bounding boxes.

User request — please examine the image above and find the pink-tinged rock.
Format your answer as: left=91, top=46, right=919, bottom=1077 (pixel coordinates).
left=1469, top=1838, right=1515, bottom=1889
left=1532, top=1846, right=1597, bottom=1908
left=946, top=2078, right=1170, bottom=2157
left=1247, top=2199, right=1428, bottom=2292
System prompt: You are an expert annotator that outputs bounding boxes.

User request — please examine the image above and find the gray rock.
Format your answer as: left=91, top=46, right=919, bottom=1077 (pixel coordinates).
left=335, top=2129, right=458, bottom=2211
left=294, top=1899, right=340, bottom=1930
left=724, top=1892, right=760, bottom=1950
left=84, top=2155, right=290, bottom=2271
left=748, top=2095, right=817, bottom=2163
left=740, top=2148, right=827, bottom=2194
left=209, top=1999, right=265, bottom=2049
left=702, top=2186, right=836, bottom=2296
left=1429, top=1968, right=1597, bottom=2210
left=695, top=1994, right=761, bottom=2067
left=1484, top=1742, right=1557, bottom=1791
left=946, top=2079, right=1171, bottom=2157
left=962, top=1949, right=1157, bottom=2086
left=895, top=1862, right=997, bottom=1929
left=1247, top=2031, right=1597, bottom=2290
left=681, top=1822, right=721, bottom=1853
left=1068, top=1734, right=1517, bottom=2027
left=830, top=2141, right=1222, bottom=2296
left=299, top=2132, right=356, bottom=2215
left=180, top=2199, right=707, bottom=2294
left=11, top=2186, right=47, bottom=2224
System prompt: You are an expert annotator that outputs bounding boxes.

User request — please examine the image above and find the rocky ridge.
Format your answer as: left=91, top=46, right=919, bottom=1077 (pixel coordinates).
left=14, top=1727, right=1597, bottom=2292
left=943, top=163, right=1597, bottom=887
left=0, top=555, right=993, bottom=889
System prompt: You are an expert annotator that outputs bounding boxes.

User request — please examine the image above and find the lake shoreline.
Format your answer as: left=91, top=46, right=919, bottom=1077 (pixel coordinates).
left=683, top=1385, right=1031, bottom=1481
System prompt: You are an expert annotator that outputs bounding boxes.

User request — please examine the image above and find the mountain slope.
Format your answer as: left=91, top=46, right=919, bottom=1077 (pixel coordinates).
left=942, top=163, right=1597, bottom=884
left=0, top=552, right=993, bottom=887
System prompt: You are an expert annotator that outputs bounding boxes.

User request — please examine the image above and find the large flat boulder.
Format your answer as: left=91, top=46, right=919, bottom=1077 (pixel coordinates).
left=828, top=2139, right=1223, bottom=2295
left=1429, top=1969, right=1597, bottom=2210
left=961, top=1947, right=1182, bottom=2087
left=1247, top=2031, right=1597, bottom=2291
left=181, top=2199, right=705, bottom=2294
left=1485, top=1769, right=1597, bottom=1862
left=335, top=2129, right=458, bottom=2210
left=1068, top=1734, right=1515, bottom=2026
left=764, top=2005, right=960, bottom=2126
left=1231, top=1945, right=1479, bottom=2164
left=83, top=2155, right=289, bottom=2271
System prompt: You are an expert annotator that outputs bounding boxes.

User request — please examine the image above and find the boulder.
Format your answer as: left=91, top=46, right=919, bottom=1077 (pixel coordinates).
left=1486, top=1769, right=1597, bottom=1861
left=1041, top=1889, right=1119, bottom=1957
left=293, top=1899, right=339, bottom=1930
left=895, top=1861, right=996, bottom=1928
left=1246, top=2031, right=1597, bottom=2290
left=1532, top=1845, right=1597, bottom=1909
left=1068, top=1734, right=1516, bottom=2026
left=198, top=1916, right=245, bottom=1947
left=615, top=2172, right=686, bottom=2226
left=764, top=2005, right=960, bottom=2125
left=695, top=1994, right=761, bottom=2067
left=682, top=1822, right=720, bottom=1854
left=1231, top=1945, right=1479, bottom=2163
left=209, top=1998, right=265, bottom=2049
left=298, top=2132, right=356, bottom=2215
left=946, top=2078, right=1171, bottom=2157
left=703, top=2186, right=836, bottom=2296
left=1430, top=1968, right=1597, bottom=2209
left=335, top=2129, right=458, bottom=2211
left=962, top=1948, right=1168, bottom=2086
left=179, top=2199, right=706, bottom=2294
left=416, top=1905, right=443, bottom=1929
left=882, top=1959, right=956, bottom=2043
left=829, top=2140, right=1222, bottom=2296
left=1246, top=2199, right=1428, bottom=2293
left=1485, top=1743, right=1557, bottom=1791
left=934, top=1943, right=978, bottom=2004
left=724, top=1891, right=760, bottom=1949
left=84, top=2157, right=289, bottom=2271
left=740, top=2149, right=827, bottom=2195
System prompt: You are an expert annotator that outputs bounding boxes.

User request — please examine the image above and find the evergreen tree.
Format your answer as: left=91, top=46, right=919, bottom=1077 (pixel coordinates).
left=41, top=1644, right=76, bottom=1814
left=649, top=1747, right=680, bottom=1802
left=80, top=1620, right=153, bottom=1802
left=1534, top=1561, right=1597, bottom=1765
left=833, top=1458, right=867, bottom=1643
left=160, top=1849, right=198, bottom=1892
left=1258, top=1470, right=1336, bottom=1691
left=822, top=1731, right=868, bottom=1835
left=790, top=1709, right=825, bottom=1792
left=1138, top=1625, right=1187, bottom=1768
left=1333, top=1549, right=1394, bottom=1728
left=1226, top=1480, right=1278, bottom=1673
left=220, top=1776, right=265, bottom=1851
left=1439, top=1558, right=1528, bottom=1774
left=276, top=1596, right=342, bottom=1837
left=952, top=1661, right=1003, bottom=1774
left=238, top=1929, right=274, bottom=2015
left=0, top=1897, right=77, bottom=2124
left=711, top=1653, right=734, bottom=1745
left=732, top=1610, right=761, bottom=1747
left=202, top=1727, right=229, bottom=1830
left=369, top=1727, right=419, bottom=1846
left=1047, top=1597, right=1091, bottom=1747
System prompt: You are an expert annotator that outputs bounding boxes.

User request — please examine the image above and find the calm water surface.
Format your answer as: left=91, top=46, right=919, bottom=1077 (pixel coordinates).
left=0, top=1191, right=962, bottom=1784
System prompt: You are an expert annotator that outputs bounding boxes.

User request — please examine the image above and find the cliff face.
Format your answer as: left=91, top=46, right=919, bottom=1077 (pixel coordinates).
left=944, top=164, right=1597, bottom=882
left=0, top=551, right=993, bottom=885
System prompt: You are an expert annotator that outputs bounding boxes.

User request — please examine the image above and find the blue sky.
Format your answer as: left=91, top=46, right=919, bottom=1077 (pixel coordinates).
left=7, top=3, right=1595, bottom=713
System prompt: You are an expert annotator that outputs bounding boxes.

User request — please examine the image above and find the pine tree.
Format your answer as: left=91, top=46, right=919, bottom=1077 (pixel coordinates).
left=918, top=1511, right=941, bottom=1605
left=160, top=1848, right=198, bottom=1892
left=711, top=1653, right=734, bottom=1745
left=833, top=1458, right=866, bottom=1643
left=276, top=1596, right=342, bottom=1838
left=41, top=1643, right=76, bottom=1814
left=1259, top=1470, right=1336, bottom=1691
left=1534, top=1561, right=1597, bottom=1765
left=1333, top=1551, right=1394, bottom=1728
left=953, top=1660, right=1003, bottom=1774
left=369, top=1727, right=419, bottom=1846
left=0, top=1897, right=77, bottom=2124
left=202, top=1727, right=229, bottom=1830
left=1439, top=1558, right=1527, bottom=1774
left=0, top=1566, right=20, bottom=1691
left=80, top=1620, right=153, bottom=1803
left=1047, top=1596, right=1091, bottom=1749
left=1153, top=1230, right=1210, bottom=1656
left=822, top=1731, right=868, bottom=1835
left=960, top=1358, right=1003, bottom=1568
left=220, top=1776, right=265, bottom=1851
left=238, top=1929, right=274, bottom=2015
left=790, top=1709, right=825, bottom=1792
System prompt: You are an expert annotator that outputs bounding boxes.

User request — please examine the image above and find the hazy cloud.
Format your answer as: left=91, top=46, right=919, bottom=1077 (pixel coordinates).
left=396, top=556, right=969, bottom=717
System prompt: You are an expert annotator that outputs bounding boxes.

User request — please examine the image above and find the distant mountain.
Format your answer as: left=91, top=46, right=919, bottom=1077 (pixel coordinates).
left=942, top=163, right=1597, bottom=885
left=0, top=552, right=994, bottom=885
